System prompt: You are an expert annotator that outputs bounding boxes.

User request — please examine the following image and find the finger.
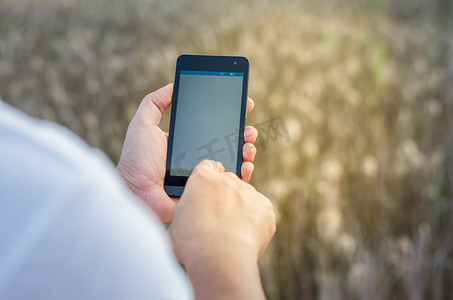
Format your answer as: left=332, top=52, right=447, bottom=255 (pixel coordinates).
left=247, top=98, right=254, bottom=115
left=192, top=160, right=225, bottom=175
left=215, top=161, right=225, bottom=172
left=242, top=143, right=257, bottom=162
left=244, top=126, right=258, bottom=144
left=137, top=83, right=174, bottom=125
left=241, top=162, right=255, bottom=183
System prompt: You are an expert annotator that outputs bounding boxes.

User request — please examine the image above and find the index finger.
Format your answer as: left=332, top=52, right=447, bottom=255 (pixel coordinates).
left=192, top=160, right=225, bottom=176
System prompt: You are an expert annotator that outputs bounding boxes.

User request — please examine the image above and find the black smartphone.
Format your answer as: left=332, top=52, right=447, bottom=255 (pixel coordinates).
left=164, top=54, right=250, bottom=197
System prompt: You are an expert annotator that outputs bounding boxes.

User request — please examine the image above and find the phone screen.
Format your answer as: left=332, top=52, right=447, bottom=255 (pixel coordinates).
left=170, top=70, right=244, bottom=176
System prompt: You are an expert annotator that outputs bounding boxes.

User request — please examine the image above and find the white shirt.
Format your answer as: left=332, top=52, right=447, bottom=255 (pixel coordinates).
left=0, top=102, right=193, bottom=299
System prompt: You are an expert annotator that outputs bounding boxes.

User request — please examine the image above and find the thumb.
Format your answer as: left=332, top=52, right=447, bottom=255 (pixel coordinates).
left=137, top=83, right=174, bottom=125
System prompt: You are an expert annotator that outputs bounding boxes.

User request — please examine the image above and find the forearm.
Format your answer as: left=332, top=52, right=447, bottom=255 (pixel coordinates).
left=184, top=246, right=266, bottom=300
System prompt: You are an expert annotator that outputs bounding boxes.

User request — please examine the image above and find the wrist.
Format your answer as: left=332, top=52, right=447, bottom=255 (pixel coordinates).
left=184, top=244, right=265, bottom=300
left=177, top=233, right=265, bottom=300
left=179, top=228, right=259, bottom=265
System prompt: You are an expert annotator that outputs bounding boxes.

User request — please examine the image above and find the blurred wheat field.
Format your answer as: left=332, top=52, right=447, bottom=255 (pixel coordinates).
left=1, top=0, right=452, bottom=299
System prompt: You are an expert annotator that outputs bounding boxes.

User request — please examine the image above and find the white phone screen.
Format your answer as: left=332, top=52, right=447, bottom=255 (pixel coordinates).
left=170, top=70, right=244, bottom=176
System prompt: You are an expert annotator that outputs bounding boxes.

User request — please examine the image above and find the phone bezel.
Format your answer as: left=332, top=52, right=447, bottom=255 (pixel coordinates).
left=164, top=54, right=250, bottom=196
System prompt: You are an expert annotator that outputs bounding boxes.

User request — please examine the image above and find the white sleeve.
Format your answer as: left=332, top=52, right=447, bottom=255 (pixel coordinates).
left=0, top=102, right=193, bottom=300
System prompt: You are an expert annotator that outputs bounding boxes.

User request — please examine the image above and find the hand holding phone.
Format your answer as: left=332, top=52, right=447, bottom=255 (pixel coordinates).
left=116, top=55, right=256, bottom=222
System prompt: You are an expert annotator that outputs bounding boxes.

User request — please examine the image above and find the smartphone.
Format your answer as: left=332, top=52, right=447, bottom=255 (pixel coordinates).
left=164, top=54, right=250, bottom=197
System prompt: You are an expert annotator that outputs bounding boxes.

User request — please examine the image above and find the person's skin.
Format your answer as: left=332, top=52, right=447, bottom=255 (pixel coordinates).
left=116, top=83, right=259, bottom=223
left=117, top=84, right=275, bottom=299
left=170, top=160, right=276, bottom=300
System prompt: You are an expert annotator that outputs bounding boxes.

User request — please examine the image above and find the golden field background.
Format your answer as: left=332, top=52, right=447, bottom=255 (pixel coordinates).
left=1, top=0, right=452, bottom=299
